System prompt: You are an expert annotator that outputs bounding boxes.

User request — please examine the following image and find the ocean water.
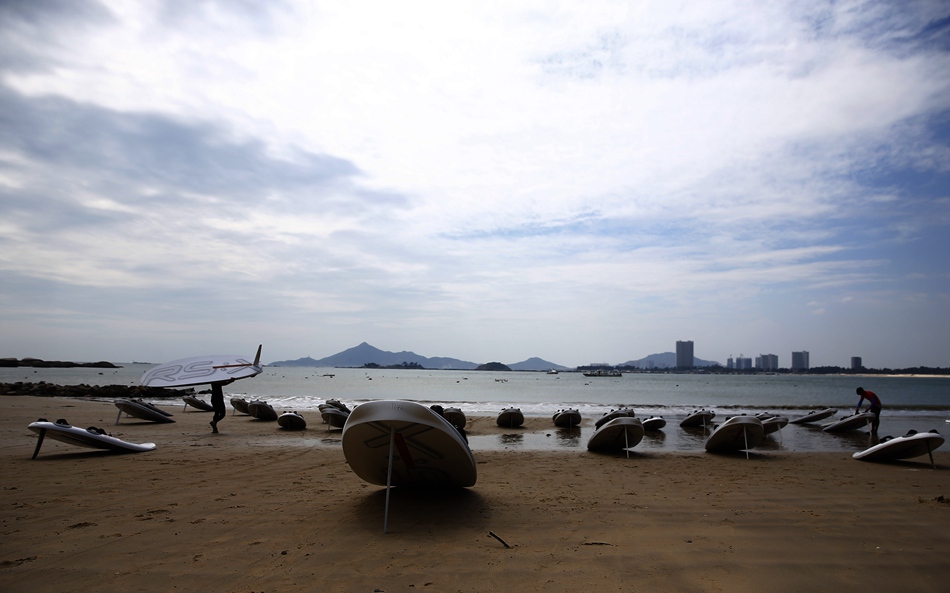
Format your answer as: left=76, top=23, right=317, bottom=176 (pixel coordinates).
left=4, top=364, right=948, bottom=453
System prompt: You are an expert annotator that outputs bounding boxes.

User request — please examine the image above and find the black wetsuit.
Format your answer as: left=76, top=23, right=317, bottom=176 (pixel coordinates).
left=210, top=382, right=226, bottom=431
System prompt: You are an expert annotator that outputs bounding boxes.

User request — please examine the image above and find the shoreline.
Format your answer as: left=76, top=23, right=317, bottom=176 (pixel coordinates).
left=3, top=396, right=950, bottom=592
left=0, top=396, right=950, bottom=593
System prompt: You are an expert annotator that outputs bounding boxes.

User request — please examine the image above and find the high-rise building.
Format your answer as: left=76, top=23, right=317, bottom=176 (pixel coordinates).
left=736, top=357, right=753, bottom=370
left=676, top=340, right=694, bottom=369
left=791, top=351, right=810, bottom=371
left=851, top=357, right=862, bottom=370
left=757, top=354, right=778, bottom=370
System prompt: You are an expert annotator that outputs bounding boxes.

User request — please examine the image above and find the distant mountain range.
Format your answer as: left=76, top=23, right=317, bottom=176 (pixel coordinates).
left=269, top=343, right=570, bottom=371
left=269, top=343, right=720, bottom=370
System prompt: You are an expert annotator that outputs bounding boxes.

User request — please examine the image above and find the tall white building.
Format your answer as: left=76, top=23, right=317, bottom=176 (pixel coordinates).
left=791, top=351, right=810, bottom=371
left=676, top=340, right=694, bottom=368
left=757, top=354, right=779, bottom=370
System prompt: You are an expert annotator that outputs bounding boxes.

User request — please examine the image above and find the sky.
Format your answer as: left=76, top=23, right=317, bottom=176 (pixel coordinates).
left=1, top=0, right=949, bottom=369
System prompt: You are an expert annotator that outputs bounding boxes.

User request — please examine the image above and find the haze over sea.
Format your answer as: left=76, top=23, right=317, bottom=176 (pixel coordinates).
left=6, top=364, right=948, bottom=453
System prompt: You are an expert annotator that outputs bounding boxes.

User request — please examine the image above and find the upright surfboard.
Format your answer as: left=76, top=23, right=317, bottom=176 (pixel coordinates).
left=342, top=400, right=477, bottom=488
left=680, top=410, right=715, bottom=429
left=496, top=407, right=524, bottom=428
left=29, top=419, right=156, bottom=458
left=587, top=417, right=644, bottom=453
left=141, top=345, right=263, bottom=388
left=705, top=416, right=765, bottom=456
left=278, top=412, right=307, bottom=430
left=553, top=409, right=582, bottom=428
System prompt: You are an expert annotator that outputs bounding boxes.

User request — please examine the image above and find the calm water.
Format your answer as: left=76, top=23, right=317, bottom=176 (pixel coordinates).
left=4, top=365, right=948, bottom=453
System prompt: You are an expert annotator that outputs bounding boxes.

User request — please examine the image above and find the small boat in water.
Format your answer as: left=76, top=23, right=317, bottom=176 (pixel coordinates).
left=642, top=416, right=667, bottom=431
left=496, top=407, right=524, bottom=428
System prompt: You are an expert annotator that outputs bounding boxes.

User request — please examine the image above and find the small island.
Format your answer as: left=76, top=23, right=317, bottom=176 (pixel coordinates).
left=476, top=362, right=511, bottom=371
left=0, top=358, right=120, bottom=369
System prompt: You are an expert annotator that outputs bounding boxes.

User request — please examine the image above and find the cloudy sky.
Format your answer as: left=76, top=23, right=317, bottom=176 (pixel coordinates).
left=1, top=0, right=949, bottom=368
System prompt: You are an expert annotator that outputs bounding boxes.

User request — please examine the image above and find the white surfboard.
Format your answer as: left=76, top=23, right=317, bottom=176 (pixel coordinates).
left=277, top=412, right=307, bottom=430
left=822, top=412, right=875, bottom=433
left=705, top=416, right=764, bottom=454
left=140, top=345, right=263, bottom=388
left=789, top=408, right=837, bottom=424
left=182, top=395, right=214, bottom=412
left=230, top=397, right=250, bottom=415
left=587, top=417, right=644, bottom=452
left=680, top=410, right=715, bottom=428
left=114, top=399, right=176, bottom=424
left=595, top=408, right=635, bottom=429
left=642, top=416, right=667, bottom=431
left=248, top=400, right=278, bottom=421
left=760, top=415, right=789, bottom=435
left=853, top=430, right=944, bottom=464
left=553, top=409, right=582, bottom=428
left=321, top=407, right=349, bottom=428
left=496, top=407, right=524, bottom=428
left=342, top=400, right=477, bottom=488
left=29, top=419, right=156, bottom=458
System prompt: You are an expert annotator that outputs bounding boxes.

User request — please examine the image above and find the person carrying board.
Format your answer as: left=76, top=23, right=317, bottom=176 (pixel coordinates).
left=855, top=387, right=882, bottom=433
left=210, top=380, right=233, bottom=433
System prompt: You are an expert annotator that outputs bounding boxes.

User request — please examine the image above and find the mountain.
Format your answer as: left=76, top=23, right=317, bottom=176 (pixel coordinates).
left=269, top=342, right=479, bottom=370
left=507, top=357, right=570, bottom=371
left=619, top=352, right=721, bottom=368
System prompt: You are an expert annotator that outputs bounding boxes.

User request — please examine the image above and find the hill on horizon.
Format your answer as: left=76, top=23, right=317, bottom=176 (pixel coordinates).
left=269, top=343, right=569, bottom=371
left=620, top=352, right=721, bottom=368
left=269, top=342, right=479, bottom=370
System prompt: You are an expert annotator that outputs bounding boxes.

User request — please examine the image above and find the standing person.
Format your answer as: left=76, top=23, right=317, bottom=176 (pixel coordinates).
left=855, top=387, right=882, bottom=433
left=210, top=380, right=228, bottom=433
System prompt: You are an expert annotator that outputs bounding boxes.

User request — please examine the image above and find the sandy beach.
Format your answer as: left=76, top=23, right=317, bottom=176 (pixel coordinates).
left=2, top=395, right=948, bottom=593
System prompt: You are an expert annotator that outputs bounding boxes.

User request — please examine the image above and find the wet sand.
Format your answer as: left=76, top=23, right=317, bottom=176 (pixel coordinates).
left=2, top=396, right=949, bottom=593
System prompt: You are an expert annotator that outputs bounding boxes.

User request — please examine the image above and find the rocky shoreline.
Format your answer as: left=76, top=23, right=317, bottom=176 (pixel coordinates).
left=0, top=358, right=120, bottom=369
left=0, top=381, right=191, bottom=399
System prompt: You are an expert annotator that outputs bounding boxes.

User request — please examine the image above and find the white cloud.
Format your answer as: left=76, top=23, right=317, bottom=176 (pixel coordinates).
left=1, top=0, right=948, bottom=366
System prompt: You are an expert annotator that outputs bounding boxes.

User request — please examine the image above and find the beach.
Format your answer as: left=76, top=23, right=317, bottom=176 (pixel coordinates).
left=2, top=395, right=949, bottom=593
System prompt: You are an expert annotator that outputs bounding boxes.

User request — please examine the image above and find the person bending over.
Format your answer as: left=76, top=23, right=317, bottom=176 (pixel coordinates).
left=855, top=387, right=882, bottom=433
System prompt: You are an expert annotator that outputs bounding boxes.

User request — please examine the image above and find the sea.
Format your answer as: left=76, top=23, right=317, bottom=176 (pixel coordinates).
left=4, top=364, right=949, bottom=453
